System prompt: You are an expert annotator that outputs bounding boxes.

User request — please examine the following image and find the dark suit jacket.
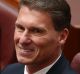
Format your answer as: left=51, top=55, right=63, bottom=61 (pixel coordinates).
left=2, top=54, right=76, bottom=74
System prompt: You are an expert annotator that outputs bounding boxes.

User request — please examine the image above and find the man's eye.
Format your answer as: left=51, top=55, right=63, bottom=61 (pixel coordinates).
left=32, top=29, right=43, bottom=33
left=30, top=27, right=46, bottom=35
left=15, top=24, right=24, bottom=32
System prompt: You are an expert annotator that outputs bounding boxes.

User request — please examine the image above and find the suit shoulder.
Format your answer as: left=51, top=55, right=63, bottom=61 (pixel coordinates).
left=2, top=63, right=24, bottom=74
left=3, top=63, right=24, bottom=70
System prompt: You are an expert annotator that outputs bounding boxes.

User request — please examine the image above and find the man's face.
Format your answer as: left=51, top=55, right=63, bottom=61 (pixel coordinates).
left=14, top=6, right=61, bottom=65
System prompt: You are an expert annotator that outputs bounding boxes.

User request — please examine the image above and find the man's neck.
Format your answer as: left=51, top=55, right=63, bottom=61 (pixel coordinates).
left=25, top=51, right=62, bottom=74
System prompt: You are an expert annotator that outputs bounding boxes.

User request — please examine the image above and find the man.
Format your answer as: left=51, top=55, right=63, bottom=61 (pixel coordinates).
left=71, top=52, right=80, bottom=74
left=2, top=0, right=76, bottom=74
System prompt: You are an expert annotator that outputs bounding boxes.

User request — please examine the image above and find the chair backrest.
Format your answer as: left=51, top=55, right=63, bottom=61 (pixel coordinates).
left=0, top=1, right=18, bottom=70
left=71, top=53, right=80, bottom=74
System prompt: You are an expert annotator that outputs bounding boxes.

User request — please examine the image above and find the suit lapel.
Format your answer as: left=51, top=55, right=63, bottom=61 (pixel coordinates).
left=46, top=54, right=68, bottom=74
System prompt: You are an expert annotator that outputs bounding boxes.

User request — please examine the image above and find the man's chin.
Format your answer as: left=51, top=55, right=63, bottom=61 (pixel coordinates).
left=17, top=56, right=36, bottom=65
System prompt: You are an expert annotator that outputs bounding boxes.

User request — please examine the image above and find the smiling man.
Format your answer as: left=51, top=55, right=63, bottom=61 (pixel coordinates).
left=2, top=0, right=76, bottom=74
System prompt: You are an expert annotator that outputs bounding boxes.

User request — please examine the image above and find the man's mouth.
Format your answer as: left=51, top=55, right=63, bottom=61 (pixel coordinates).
left=17, top=45, right=36, bottom=56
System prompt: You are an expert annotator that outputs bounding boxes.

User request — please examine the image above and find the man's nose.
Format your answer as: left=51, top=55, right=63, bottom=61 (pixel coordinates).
left=19, top=31, right=32, bottom=45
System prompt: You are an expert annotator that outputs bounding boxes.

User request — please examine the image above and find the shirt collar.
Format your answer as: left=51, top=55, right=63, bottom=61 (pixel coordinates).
left=24, top=51, right=62, bottom=74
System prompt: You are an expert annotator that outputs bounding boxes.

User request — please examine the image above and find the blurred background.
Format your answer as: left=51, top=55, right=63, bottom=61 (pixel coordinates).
left=0, top=0, right=80, bottom=71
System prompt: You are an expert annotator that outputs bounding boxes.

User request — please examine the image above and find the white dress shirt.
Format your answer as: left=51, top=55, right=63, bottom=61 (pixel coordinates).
left=24, top=52, right=62, bottom=74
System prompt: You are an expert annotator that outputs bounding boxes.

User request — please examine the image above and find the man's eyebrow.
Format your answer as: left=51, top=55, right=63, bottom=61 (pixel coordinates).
left=15, top=22, right=21, bottom=26
left=30, top=25, right=47, bottom=30
left=15, top=21, right=19, bottom=25
left=15, top=23, right=22, bottom=27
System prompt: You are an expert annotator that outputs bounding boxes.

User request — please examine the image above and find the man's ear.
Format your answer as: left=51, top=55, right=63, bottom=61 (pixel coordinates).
left=59, top=28, right=69, bottom=45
